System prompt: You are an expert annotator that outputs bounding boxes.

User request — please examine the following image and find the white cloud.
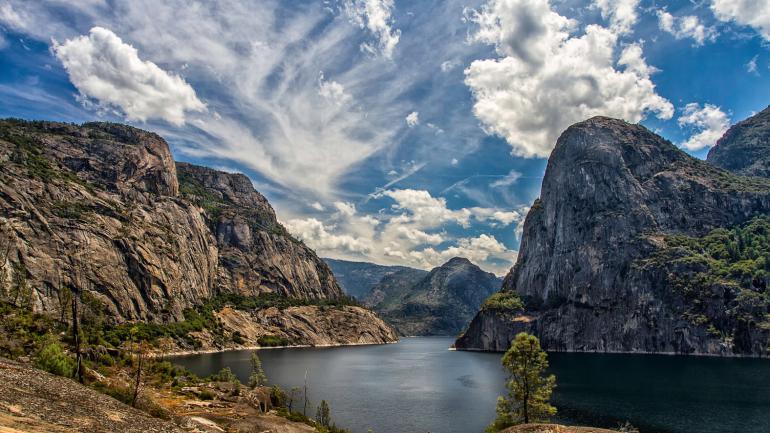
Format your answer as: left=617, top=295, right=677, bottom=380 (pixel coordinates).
left=464, top=0, right=673, bottom=158
left=677, top=103, right=730, bottom=151
left=593, top=0, right=640, bottom=35
left=747, top=55, right=759, bottom=75
left=656, top=10, right=717, bottom=46
left=440, top=60, right=459, bottom=72
left=343, top=0, right=401, bottom=58
left=406, top=111, right=419, bottom=127
left=318, top=72, right=352, bottom=106
left=450, top=158, right=459, bottom=166
left=711, top=0, right=770, bottom=41
left=52, top=27, right=205, bottom=126
left=409, top=234, right=517, bottom=275
left=311, top=202, right=325, bottom=211
left=283, top=218, right=372, bottom=254
left=490, top=169, right=522, bottom=188
left=285, top=188, right=523, bottom=275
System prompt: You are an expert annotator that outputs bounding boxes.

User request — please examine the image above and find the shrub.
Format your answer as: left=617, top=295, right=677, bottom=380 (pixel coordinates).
left=35, top=335, right=75, bottom=378
left=258, top=334, right=289, bottom=347
left=482, top=292, right=525, bottom=312
left=199, top=389, right=215, bottom=400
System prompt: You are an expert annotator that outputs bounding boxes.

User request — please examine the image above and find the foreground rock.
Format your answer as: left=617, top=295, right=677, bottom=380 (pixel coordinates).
left=365, top=257, right=501, bottom=336
left=0, top=358, right=182, bottom=433
left=0, top=119, right=393, bottom=347
left=457, top=115, right=770, bottom=356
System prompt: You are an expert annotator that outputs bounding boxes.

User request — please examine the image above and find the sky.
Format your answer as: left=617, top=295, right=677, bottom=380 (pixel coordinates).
left=1, top=0, right=769, bottom=276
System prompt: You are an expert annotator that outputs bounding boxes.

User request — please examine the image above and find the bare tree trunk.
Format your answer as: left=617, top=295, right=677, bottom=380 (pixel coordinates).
left=72, top=293, right=83, bottom=383
left=132, top=346, right=144, bottom=407
left=303, top=369, right=309, bottom=417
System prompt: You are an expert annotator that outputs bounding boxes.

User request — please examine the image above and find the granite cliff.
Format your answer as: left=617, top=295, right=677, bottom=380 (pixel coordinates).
left=456, top=115, right=770, bottom=356
left=365, top=257, right=501, bottom=336
left=0, top=119, right=395, bottom=347
left=707, top=106, right=770, bottom=177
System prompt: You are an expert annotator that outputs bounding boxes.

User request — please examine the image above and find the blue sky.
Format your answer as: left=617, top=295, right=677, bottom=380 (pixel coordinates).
left=1, top=0, right=769, bottom=275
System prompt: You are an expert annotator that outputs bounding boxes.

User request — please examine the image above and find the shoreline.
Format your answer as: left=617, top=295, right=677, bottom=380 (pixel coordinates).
left=153, top=339, right=399, bottom=358
left=452, top=346, right=769, bottom=359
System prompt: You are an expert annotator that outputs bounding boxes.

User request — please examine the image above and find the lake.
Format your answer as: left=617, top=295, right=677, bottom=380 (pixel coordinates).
left=171, top=337, right=770, bottom=433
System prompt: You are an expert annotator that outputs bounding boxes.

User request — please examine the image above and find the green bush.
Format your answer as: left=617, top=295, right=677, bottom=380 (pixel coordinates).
left=35, top=335, right=75, bottom=378
left=199, top=389, right=215, bottom=400
left=482, top=291, right=525, bottom=312
left=258, top=334, right=289, bottom=347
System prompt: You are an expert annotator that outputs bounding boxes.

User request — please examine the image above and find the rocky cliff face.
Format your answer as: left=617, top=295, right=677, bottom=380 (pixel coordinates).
left=707, top=106, right=770, bottom=178
left=456, top=116, right=770, bottom=356
left=0, top=119, right=395, bottom=346
left=323, top=258, right=417, bottom=299
left=177, top=163, right=342, bottom=301
left=366, top=257, right=501, bottom=336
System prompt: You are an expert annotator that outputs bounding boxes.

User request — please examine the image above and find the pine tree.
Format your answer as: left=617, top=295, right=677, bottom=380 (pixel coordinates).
left=316, top=399, right=331, bottom=427
left=248, top=351, right=267, bottom=388
left=487, top=332, right=556, bottom=433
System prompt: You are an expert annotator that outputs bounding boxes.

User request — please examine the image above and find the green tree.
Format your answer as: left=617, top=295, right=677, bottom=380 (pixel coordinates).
left=316, top=399, right=331, bottom=427
left=487, top=333, right=556, bottom=432
left=248, top=351, right=267, bottom=388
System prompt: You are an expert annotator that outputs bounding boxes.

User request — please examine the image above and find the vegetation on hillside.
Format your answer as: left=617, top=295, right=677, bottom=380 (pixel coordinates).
left=643, top=216, right=770, bottom=346
left=481, top=291, right=525, bottom=313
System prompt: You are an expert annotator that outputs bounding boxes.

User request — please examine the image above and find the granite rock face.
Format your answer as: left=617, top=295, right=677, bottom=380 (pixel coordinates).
left=177, top=163, right=343, bottom=301
left=0, top=120, right=392, bottom=347
left=707, top=106, right=770, bottom=178
left=456, top=116, right=770, bottom=355
left=366, top=257, right=501, bottom=336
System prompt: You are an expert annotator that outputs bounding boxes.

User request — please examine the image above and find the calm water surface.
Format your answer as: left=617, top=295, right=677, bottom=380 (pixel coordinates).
left=171, top=337, right=770, bottom=433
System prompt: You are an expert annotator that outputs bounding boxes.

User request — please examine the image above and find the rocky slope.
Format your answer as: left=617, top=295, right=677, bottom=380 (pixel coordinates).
left=707, top=106, right=770, bottom=177
left=366, top=257, right=501, bottom=336
left=323, top=258, right=418, bottom=299
left=0, top=119, right=394, bottom=346
left=456, top=115, right=770, bottom=356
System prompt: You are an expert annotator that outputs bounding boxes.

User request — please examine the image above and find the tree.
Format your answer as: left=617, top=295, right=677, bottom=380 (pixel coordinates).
left=248, top=351, right=267, bottom=388
left=487, top=332, right=556, bottom=433
left=287, top=386, right=301, bottom=412
left=316, top=399, right=331, bottom=427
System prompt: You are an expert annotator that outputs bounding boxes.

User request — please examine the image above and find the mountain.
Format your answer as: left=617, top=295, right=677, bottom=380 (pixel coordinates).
left=0, top=119, right=396, bottom=348
left=366, top=257, right=502, bottom=336
left=707, top=106, right=770, bottom=177
left=323, top=258, right=419, bottom=299
left=456, top=115, right=770, bottom=356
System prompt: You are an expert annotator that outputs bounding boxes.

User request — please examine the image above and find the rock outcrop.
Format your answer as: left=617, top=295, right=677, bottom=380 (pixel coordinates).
left=366, top=257, right=501, bottom=336
left=707, top=106, right=770, bottom=178
left=0, top=119, right=394, bottom=347
left=457, top=115, right=770, bottom=356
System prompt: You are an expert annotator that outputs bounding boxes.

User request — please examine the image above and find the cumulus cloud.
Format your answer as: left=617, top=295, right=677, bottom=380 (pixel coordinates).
left=343, top=0, right=401, bottom=58
left=406, top=111, right=419, bottom=127
left=657, top=10, right=717, bottom=46
left=286, top=188, right=523, bottom=274
left=711, top=0, right=770, bottom=41
left=283, top=218, right=373, bottom=254
left=677, top=103, right=730, bottom=151
left=409, top=234, right=517, bottom=275
left=593, top=0, right=640, bottom=35
left=52, top=27, right=205, bottom=125
left=464, top=0, right=673, bottom=158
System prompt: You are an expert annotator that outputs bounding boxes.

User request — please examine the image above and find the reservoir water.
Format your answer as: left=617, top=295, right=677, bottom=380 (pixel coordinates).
left=171, top=337, right=770, bottom=433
